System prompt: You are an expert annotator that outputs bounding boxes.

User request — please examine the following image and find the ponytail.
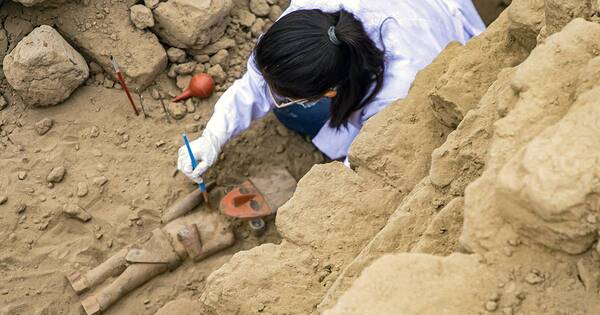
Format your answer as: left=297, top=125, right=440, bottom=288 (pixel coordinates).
left=255, top=9, right=386, bottom=128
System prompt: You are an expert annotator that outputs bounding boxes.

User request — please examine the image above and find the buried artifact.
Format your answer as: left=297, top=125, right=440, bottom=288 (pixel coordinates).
left=67, top=195, right=234, bottom=315
left=66, top=169, right=297, bottom=314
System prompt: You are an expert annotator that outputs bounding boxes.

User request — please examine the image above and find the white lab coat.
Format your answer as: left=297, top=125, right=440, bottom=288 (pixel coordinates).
left=203, top=0, right=485, bottom=160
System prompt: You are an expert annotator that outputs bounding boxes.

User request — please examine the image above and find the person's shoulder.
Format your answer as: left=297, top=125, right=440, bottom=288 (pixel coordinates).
left=288, top=0, right=348, bottom=12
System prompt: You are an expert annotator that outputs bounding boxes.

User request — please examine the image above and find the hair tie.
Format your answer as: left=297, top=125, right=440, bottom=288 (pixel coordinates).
left=328, top=26, right=341, bottom=46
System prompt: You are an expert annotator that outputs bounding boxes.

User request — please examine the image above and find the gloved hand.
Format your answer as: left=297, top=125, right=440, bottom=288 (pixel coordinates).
left=177, top=129, right=224, bottom=183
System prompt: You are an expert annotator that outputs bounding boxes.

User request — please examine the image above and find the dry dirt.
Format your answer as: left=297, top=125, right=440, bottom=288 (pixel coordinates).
left=0, top=0, right=323, bottom=314
left=3, top=0, right=598, bottom=315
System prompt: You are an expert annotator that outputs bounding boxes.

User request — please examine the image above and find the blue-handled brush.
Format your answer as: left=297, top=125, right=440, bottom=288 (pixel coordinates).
left=183, top=132, right=209, bottom=205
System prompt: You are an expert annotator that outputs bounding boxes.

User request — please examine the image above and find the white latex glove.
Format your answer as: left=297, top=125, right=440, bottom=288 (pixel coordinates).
left=177, top=129, right=224, bottom=183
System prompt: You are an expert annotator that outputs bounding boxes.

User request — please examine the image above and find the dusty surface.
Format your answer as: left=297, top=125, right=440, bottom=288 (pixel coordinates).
left=0, top=0, right=321, bottom=314
left=6, top=1, right=597, bottom=315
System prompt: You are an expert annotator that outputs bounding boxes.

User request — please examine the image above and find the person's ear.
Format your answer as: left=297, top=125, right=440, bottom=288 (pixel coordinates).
left=324, top=89, right=337, bottom=98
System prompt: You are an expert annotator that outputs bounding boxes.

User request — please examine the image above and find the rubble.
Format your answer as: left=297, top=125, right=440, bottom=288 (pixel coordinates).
left=3, top=25, right=89, bottom=107
left=56, top=2, right=167, bottom=90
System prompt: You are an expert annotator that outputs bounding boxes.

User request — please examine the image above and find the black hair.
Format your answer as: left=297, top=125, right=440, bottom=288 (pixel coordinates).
left=254, top=9, right=386, bottom=128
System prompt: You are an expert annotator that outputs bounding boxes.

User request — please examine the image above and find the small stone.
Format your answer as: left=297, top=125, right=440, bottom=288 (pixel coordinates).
left=90, top=126, right=100, bottom=138
left=107, top=239, right=113, bottom=248
left=0, top=95, right=7, bottom=111
left=62, top=204, right=92, bottom=222
left=95, top=233, right=103, bottom=240
left=47, top=182, right=54, bottom=189
left=144, top=299, right=151, bottom=305
left=8, top=233, right=17, bottom=242
left=35, top=118, right=53, bottom=135
left=587, top=214, right=597, bottom=224
left=155, top=141, right=166, bottom=148
left=275, top=144, right=285, bottom=154
left=207, top=65, right=226, bottom=84
left=130, top=5, right=154, bottom=29
left=502, top=307, right=514, bottom=315
left=275, top=125, right=288, bottom=137
left=89, top=62, right=102, bottom=74
left=210, top=49, right=229, bottom=66
left=144, top=0, right=159, bottom=9
left=93, top=176, right=109, bottom=187
left=269, top=5, right=283, bottom=21
left=17, top=171, right=27, bottom=180
left=167, top=65, right=177, bottom=78
left=488, top=292, right=500, bottom=302
left=251, top=19, right=266, bottom=37
left=185, top=99, right=196, bottom=113
left=1, top=290, right=8, bottom=295
left=167, top=47, right=187, bottom=64
left=249, top=0, right=270, bottom=17
left=16, top=203, right=27, bottom=214
left=186, top=124, right=199, bottom=133
left=525, top=271, right=544, bottom=285
left=167, top=101, right=187, bottom=120
left=103, top=77, right=115, bottom=88
left=257, top=303, right=265, bottom=312
left=46, top=166, right=66, bottom=183
left=235, top=9, right=256, bottom=28
left=136, top=219, right=144, bottom=226
left=0, top=195, right=7, bottom=205
left=194, top=63, right=206, bottom=74
left=174, top=62, right=197, bottom=75
left=39, top=221, right=49, bottom=231
left=77, top=182, right=88, bottom=197
left=193, top=114, right=201, bottom=121
left=193, top=54, right=210, bottom=63
left=485, top=301, right=498, bottom=312
left=176, top=75, right=192, bottom=90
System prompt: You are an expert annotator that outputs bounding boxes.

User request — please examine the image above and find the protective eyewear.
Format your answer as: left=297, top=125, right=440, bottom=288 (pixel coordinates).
left=268, top=86, right=320, bottom=109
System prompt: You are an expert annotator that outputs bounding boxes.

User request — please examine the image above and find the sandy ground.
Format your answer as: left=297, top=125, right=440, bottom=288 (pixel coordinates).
left=0, top=1, right=507, bottom=314
left=0, top=1, right=324, bottom=313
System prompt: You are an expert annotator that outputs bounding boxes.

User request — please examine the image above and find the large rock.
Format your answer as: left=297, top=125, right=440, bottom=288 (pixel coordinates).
left=543, top=0, right=592, bottom=36
left=153, top=0, right=233, bottom=50
left=507, top=0, right=545, bottom=51
left=348, top=43, right=460, bottom=193
left=320, top=23, right=525, bottom=310
left=201, top=242, right=322, bottom=315
left=497, top=87, right=600, bottom=254
left=461, top=19, right=600, bottom=254
left=429, top=12, right=529, bottom=128
left=324, top=254, right=493, bottom=315
left=3, top=25, right=89, bottom=107
left=56, top=2, right=167, bottom=90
